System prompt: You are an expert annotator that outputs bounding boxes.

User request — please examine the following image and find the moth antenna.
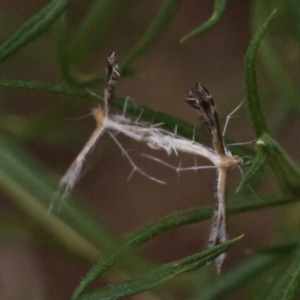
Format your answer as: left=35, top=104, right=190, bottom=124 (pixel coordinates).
left=237, top=165, right=261, bottom=201
left=222, top=98, right=246, bottom=137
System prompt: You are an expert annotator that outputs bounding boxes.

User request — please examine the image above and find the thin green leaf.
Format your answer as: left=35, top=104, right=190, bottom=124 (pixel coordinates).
left=285, top=0, right=300, bottom=42
left=245, top=8, right=277, bottom=137
left=76, top=236, right=243, bottom=300
left=236, top=139, right=270, bottom=193
left=0, top=0, right=72, bottom=63
left=71, top=0, right=129, bottom=65
left=120, top=0, right=182, bottom=75
left=193, top=249, right=292, bottom=300
left=180, top=0, right=227, bottom=43
left=0, top=78, right=198, bottom=141
left=257, top=246, right=300, bottom=300
left=258, top=133, right=300, bottom=192
left=72, top=194, right=299, bottom=298
left=252, top=1, right=300, bottom=113
left=0, top=78, right=93, bottom=97
left=0, top=78, right=255, bottom=159
left=54, top=14, right=102, bottom=86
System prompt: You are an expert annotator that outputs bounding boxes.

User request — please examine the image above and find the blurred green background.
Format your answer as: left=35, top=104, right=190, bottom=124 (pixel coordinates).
left=1, top=0, right=300, bottom=299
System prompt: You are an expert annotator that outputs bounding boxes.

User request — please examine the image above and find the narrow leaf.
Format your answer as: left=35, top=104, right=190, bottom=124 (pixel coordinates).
left=253, top=1, right=300, bottom=113
left=245, top=8, right=277, bottom=137
left=72, top=194, right=299, bottom=298
left=54, top=14, right=102, bottom=86
left=0, top=78, right=93, bottom=97
left=236, top=139, right=270, bottom=193
left=258, top=133, right=300, bottom=192
left=120, top=0, right=182, bottom=75
left=0, top=79, right=198, bottom=141
left=285, top=0, right=300, bottom=43
left=0, top=0, right=72, bottom=63
left=194, top=250, right=292, bottom=300
left=257, top=246, right=300, bottom=300
left=180, top=0, right=227, bottom=43
left=76, top=236, right=243, bottom=300
left=71, top=0, right=128, bottom=65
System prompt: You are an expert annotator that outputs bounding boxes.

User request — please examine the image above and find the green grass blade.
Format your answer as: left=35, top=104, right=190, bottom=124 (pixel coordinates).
left=54, top=14, right=102, bottom=86
left=0, top=0, right=72, bottom=63
left=245, top=8, right=277, bottom=137
left=75, top=236, right=243, bottom=300
left=285, top=0, right=300, bottom=42
left=0, top=78, right=93, bottom=97
left=258, top=133, right=300, bottom=192
left=0, top=78, right=254, bottom=159
left=253, top=1, right=300, bottom=112
left=71, top=0, right=129, bottom=65
left=0, top=1, right=59, bottom=51
left=193, top=250, right=291, bottom=300
left=120, top=0, right=182, bottom=75
left=0, top=78, right=200, bottom=141
left=180, top=0, right=227, bottom=43
left=257, top=246, right=300, bottom=300
left=236, top=139, right=270, bottom=193
left=72, top=194, right=299, bottom=298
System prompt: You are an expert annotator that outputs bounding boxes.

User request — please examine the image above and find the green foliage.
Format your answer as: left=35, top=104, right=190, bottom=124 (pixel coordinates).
left=70, top=0, right=129, bottom=65
left=236, top=139, right=270, bottom=193
left=54, top=13, right=103, bottom=86
left=193, top=243, right=295, bottom=300
left=257, top=247, right=300, bottom=300
left=120, top=0, right=182, bottom=75
left=245, top=8, right=276, bottom=137
left=76, top=237, right=242, bottom=300
left=72, top=195, right=299, bottom=298
left=0, top=0, right=72, bottom=62
left=1, top=1, right=300, bottom=299
left=180, top=0, right=227, bottom=43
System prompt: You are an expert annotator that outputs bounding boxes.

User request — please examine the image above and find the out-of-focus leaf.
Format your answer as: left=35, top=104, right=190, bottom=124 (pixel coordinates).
left=180, top=0, right=227, bottom=43
left=258, top=133, right=300, bottom=192
left=120, top=0, right=182, bottom=75
left=75, top=236, right=243, bottom=300
left=245, top=8, right=277, bottom=137
left=54, top=14, right=102, bottom=86
left=0, top=135, right=150, bottom=273
left=71, top=0, right=129, bottom=65
left=285, top=0, right=300, bottom=42
left=253, top=1, right=300, bottom=113
left=0, top=78, right=94, bottom=98
left=236, top=139, right=270, bottom=193
left=0, top=0, right=72, bottom=62
left=193, top=247, right=293, bottom=300
left=257, top=246, right=300, bottom=300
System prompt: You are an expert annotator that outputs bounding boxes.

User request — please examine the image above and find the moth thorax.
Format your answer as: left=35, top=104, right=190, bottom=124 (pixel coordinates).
left=91, top=107, right=106, bottom=127
left=217, top=154, right=242, bottom=169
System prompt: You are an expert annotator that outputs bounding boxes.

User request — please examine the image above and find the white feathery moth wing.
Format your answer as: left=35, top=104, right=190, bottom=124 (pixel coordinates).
left=105, top=118, right=220, bottom=164
left=58, top=52, right=119, bottom=200
left=59, top=109, right=106, bottom=199
left=186, top=83, right=231, bottom=272
left=208, top=167, right=228, bottom=273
